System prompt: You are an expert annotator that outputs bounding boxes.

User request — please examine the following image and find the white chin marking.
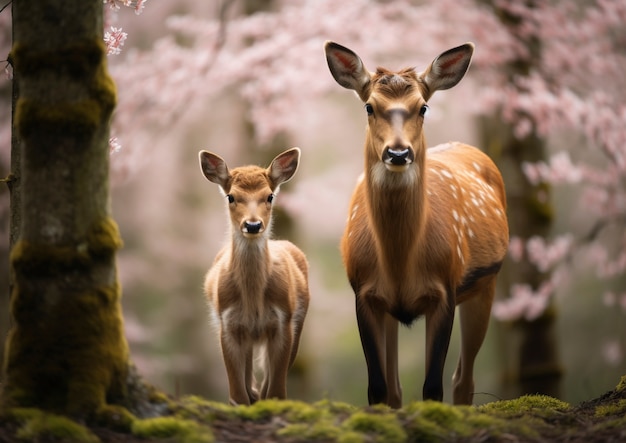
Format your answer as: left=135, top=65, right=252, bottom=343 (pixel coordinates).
left=384, top=163, right=410, bottom=172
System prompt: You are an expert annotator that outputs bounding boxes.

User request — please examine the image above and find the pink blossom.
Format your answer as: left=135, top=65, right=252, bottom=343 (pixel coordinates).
left=104, top=0, right=146, bottom=13
left=99, top=0, right=626, bottom=326
left=601, top=340, right=623, bottom=366
left=109, top=137, right=122, bottom=154
left=620, top=293, right=626, bottom=312
left=603, top=291, right=616, bottom=307
left=492, top=282, right=552, bottom=322
left=104, top=26, right=127, bottom=56
left=526, top=234, right=574, bottom=272
left=508, top=236, right=525, bottom=262
left=522, top=152, right=582, bottom=186
left=133, top=0, right=147, bottom=15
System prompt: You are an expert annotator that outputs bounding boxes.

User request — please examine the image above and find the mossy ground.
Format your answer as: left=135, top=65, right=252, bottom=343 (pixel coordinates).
left=0, top=375, right=625, bottom=443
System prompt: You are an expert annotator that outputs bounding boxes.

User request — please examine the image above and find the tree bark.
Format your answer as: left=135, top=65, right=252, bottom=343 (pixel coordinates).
left=2, top=0, right=131, bottom=420
left=479, top=0, right=563, bottom=399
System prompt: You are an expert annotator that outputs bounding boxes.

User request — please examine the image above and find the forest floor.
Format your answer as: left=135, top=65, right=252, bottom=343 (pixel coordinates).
left=1, top=376, right=625, bottom=443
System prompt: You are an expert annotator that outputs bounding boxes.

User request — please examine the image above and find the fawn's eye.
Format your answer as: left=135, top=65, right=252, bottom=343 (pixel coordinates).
left=365, top=103, right=374, bottom=116
left=226, top=194, right=235, bottom=204
left=419, top=104, right=430, bottom=118
left=267, top=193, right=275, bottom=203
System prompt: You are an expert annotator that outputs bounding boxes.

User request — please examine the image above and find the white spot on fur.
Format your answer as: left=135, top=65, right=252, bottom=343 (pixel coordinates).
left=351, top=204, right=359, bottom=220
left=441, top=169, right=453, bottom=179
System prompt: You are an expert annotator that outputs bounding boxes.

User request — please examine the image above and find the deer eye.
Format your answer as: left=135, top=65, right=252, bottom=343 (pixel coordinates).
left=419, top=104, right=430, bottom=118
left=267, top=193, right=275, bottom=203
left=365, top=103, right=374, bottom=116
left=226, top=194, right=235, bottom=204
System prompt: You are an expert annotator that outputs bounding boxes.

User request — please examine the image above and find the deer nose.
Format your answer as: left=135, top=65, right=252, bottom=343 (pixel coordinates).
left=243, top=220, right=263, bottom=234
left=383, top=146, right=413, bottom=165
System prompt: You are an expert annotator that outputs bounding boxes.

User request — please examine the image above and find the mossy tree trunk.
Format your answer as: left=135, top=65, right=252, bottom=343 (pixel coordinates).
left=1, top=0, right=131, bottom=419
left=479, top=0, right=563, bottom=398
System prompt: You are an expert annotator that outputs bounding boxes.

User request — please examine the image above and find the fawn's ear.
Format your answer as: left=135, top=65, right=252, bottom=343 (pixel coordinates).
left=419, top=43, right=474, bottom=100
left=199, top=150, right=230, bottom=189
left=325, top=41, right=372, bottom=102
left=268, top=147, right=300, bottom=190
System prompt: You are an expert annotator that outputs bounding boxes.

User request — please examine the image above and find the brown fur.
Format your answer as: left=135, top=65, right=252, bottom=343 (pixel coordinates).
left=199, top=148, right=310, bottom=405
left=326, top=41, right=509, bottom=406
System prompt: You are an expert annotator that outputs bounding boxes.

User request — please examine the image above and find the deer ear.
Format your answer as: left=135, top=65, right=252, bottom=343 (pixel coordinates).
left=419, top=43, right=474, bottom=99
left=325, top=41, right=372, bottom=102
left=268, top=147, right=300, bottom=189
left=199, top=150, right=230, bottom=189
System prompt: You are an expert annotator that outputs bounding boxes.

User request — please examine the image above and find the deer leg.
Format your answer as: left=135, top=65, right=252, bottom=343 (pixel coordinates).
left=221, top=330, right=252, bottom=405
left=384, top=313, right=402, bottom=408
left=259, top=347, right=270, bottom=399
left=264, top=323, right=292, bottom=400
left=423, top=289, right=455, bottom=401
left=245, top=349, right=259, bottom=403
left=453, top=278, right=495, bottom=405
left=288, top=296, right=309, bottom=368
left=356, top=294, right=388, bottom=405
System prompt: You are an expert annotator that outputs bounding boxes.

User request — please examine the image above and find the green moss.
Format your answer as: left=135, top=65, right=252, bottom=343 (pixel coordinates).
left=274, top=401, right=355, bottom=442
left=479, top=394, right=570, bottom=417
left=95, top=404, right=135, bottom=432
left=277, top=420, right=350, bottom=441
left=312, top=398, right=358, bottom=415
left=401, top=402, right=467, bottom=440
left=299, top=420, right=342, bottom=440
left=595, top=399, right=626, bottom=417
left=337, top=431, right=367, bottom=443
left=616, top=375, right=626, bottom=392
left=404, top=401, right=464, bottom=427
left=3, top=218, right=129, bottom=418
left=131, top=416, right=214, bottom=443
left=6, top=408, right=100, bottom=443
left=277, top=423, right=311, bottom=438
left=236, top=399, right=321, bottom=422
left=12, top=39, right=117, bottom=151
left=86, top=217, right=125, bottom=256
left=341, top=411, right=407, bottom=443
left=176, top=396, right=235, bottom=422
left=10, top=217, right=123, bottom=277
left=16, top=98, right=103, bottom=141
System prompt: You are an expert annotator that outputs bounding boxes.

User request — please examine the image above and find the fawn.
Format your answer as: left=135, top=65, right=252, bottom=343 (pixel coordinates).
left=199, top=147, right=310, bottom=405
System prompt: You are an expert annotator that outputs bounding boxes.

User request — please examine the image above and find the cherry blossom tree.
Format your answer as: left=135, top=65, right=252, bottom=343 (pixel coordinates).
left=106, top=0, right=626, bottom=375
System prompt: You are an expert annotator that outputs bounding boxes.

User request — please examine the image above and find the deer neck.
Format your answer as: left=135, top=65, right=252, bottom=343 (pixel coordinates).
left=230, top=233, right=270, bottom=298
left=365, top=142, right=429, bottom=280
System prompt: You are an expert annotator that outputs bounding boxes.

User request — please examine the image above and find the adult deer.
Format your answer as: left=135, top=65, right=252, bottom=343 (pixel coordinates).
left=199, top=148, right=310, bottom=405
left=325, top=41, right=509, bottom=406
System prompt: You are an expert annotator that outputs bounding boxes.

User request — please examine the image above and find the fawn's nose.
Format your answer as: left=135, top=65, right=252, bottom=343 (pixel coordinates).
left=243, top=220, right=263, bottom=234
